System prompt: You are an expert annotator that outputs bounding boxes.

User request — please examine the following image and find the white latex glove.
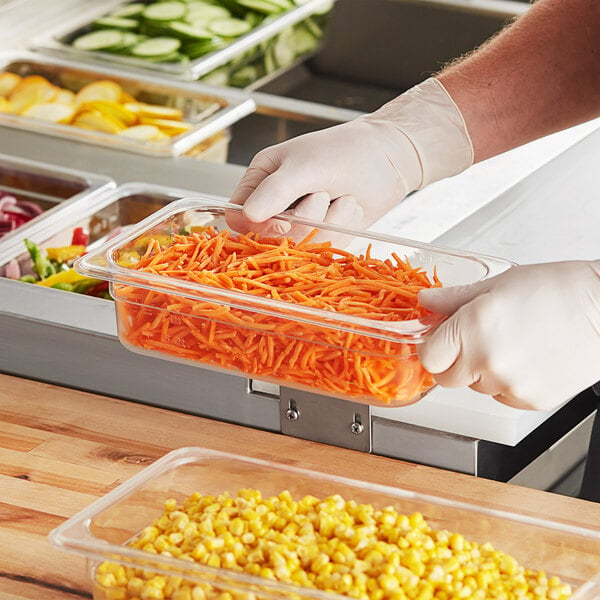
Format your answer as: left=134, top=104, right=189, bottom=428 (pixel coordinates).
left=418, top=261, right=600, bottom=411
left=228, top=77, right=473, bottom=239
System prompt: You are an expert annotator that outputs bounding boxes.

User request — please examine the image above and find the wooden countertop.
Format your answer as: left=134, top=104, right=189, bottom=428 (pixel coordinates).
left=2, top=373, right=600, bottom=600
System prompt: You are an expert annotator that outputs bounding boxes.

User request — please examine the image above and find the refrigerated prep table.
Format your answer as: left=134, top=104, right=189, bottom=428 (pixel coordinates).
left=1, top=0, right=599, bottom=495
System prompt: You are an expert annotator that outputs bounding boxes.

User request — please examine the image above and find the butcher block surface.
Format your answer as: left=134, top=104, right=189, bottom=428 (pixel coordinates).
left=1, top=373, right=600, bottom=600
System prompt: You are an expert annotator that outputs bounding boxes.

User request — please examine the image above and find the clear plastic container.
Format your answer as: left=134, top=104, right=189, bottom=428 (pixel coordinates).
left=0, top=51, right=254, bottom=156
left=0, top=152, right=113, bottom=255
left=32, top=0, right=333, bottom=82
left=48, top=447, right=600, bottom=600
left=75, top=197, right=513, bottom=407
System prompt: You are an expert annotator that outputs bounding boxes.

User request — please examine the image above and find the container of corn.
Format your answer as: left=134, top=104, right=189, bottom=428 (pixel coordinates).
left=74, top=197, right=513, bottom=407
left=31, top=0, right=333, bottom=87
left=48, top=446, right=600, bottom=600
left=0, top=51, right=254, bottom=157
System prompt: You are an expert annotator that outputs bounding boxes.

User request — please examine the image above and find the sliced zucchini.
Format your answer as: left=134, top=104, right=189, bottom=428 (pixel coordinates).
left=109, top=3, right=146, bottom=18
left=261, top=0, right=293, bottom=11
left=229, top=64, right=259, bottom=87
left=271, top=27, right=296, bottom=67
left=169, top=21, right=214, bottom=40
left=92, top=17, right=140, bottom=31
left=186, top=4, right=231, bottom=22
left=182, top=38, right=225, bottom=58
left=142, top=2, right=187, bottom=22
left=208, top=17, right=251, bottom=37
left=200, top=67, right=230, bottom=86
left=131, top=37, right=182, bottom=57
left=263, top=45, right=277, bottom=73
left=235, top=0, right=286, bottom=14
left=72, top=29, right=126, bottom=52
left=112, top=32, right=145, bottom=53
left=290, top=23, right=318, bottom=55
left=302, top=16, right=323, bottom=38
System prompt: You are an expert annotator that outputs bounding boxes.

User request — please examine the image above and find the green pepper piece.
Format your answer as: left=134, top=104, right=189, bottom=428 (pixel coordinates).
left=19, top=274, right=37, bottom=284
left=24, top=238, right=56, bottom=280
left=50, top=282, right=74, bottom=291
left=70, top=278, right=102, bottom=294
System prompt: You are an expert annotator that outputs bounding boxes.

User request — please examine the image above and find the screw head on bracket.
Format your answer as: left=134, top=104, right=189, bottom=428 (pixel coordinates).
left=351, top=421, right=364, bottom=435
left=285, top=407, right=300, bottom=421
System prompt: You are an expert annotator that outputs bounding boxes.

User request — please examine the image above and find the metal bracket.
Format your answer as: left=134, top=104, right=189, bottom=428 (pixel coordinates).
left=279, top=386, right=371, bottom=452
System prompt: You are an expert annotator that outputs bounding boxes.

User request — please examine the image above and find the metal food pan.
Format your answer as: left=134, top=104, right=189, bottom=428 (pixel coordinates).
left=0, top=51, right=254, bottom=157
left=0, top=152, right=114, bottom=256
left=31, top=0, right=333, bottom=81
left=0, top=181, right=197, bottom=275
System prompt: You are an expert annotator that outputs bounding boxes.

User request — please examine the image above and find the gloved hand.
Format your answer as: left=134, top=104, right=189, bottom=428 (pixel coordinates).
left=417, top=261, right=600, bottom=411
left=228, top=78, right=473, bottom=239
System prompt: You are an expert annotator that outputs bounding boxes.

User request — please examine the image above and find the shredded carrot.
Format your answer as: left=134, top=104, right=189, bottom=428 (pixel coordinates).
left=113, top=228, right=441, bottom=405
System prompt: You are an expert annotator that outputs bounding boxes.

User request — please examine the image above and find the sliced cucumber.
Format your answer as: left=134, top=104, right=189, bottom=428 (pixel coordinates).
left=142, top=2, right=187, bottom=22
left=302, top=16, right=323, bottom=38
left=108, top=3, right=146, bottom=18
left=145, top=51, right=189, bottom=63
left=182, top=38, right=225, bottom=58
left=131, top=36, right=182, bottom=57
left=260, top=0, right=293, bottom=11
left=72, top=29, right=126, bottom=51
left=186, top=4, right=231, bottom=22
left=169, top=21, right=214, bottom=39
left=92, top=17, right=140, bottom=31
left=235, top=0, right=285, bottom=14
left=200, top=66, right=230, bottom=86
left=263, top=45, right=277, bottom=73
left=208, top=17, right=251, bottom=37
left=229, top=64, right=259, bottom=87
left=290, top=23, right=318, bottom=55
left=271, top=27, right=296, bottom=67
left=112, top=32, right=145, bottom=53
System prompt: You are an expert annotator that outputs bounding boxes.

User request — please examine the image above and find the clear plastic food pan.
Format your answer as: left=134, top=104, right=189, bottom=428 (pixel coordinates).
left=75, top=197, right=513, bottom=407
left=31, top=0, right=333, bottom=83
left=48, top=447, right=600, bottom=600
left=0, top=152, right=113, bottom=255
left=0, top=51, right=254, bottom=156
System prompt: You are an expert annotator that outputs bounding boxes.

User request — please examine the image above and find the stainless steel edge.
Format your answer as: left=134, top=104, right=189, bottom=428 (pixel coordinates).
left=372, top=416, right=479, bottom=475
left=0, top=50, right=256, bottom=106
left=0, top=153, right=115, bottom=260
left=249, top=91, right=364, bottom=122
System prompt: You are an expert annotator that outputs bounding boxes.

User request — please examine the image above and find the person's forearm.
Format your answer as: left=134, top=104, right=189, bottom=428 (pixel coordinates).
left=438, top=0, right=600, bottom=162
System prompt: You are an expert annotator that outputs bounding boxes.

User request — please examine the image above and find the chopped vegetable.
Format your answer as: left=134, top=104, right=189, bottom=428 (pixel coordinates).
left=0, top=191, right=43, bottom=237
left=45, top=245, right=86, bottom=263
left=93, top=488, right=573, bottom=600
left=24, top=238, right=55, bottom=280
left=71, top=226, right=89, bottom=246
left=15, top=232, right=109, bottom=299
left=114, top=228, right=439, bottom=404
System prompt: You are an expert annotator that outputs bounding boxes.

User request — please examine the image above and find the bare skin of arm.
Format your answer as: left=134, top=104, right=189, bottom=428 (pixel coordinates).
left=438, top=0, right=600, bottom=162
